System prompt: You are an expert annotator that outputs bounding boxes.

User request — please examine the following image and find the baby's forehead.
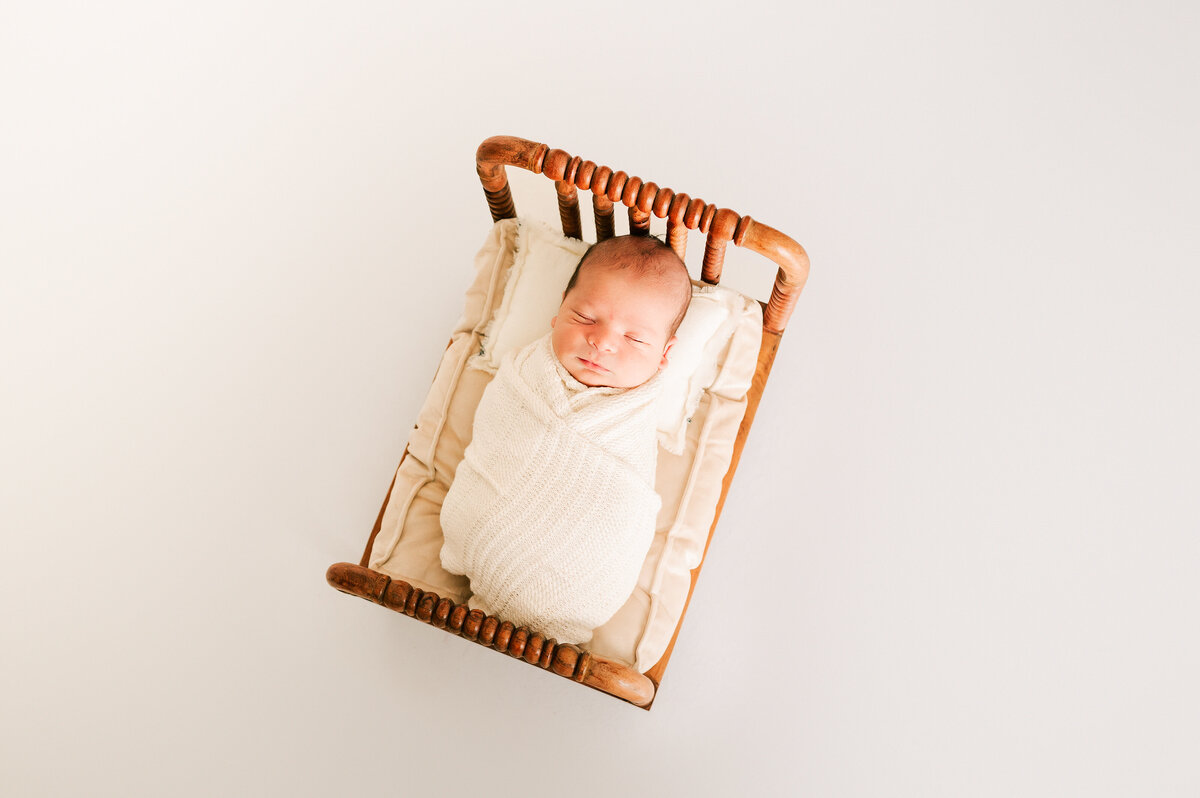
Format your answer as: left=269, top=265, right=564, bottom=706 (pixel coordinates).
left=571, top=260, right=676, bottom=303
left=582, top=261, right=672, bottom=290
left=573, top=272, right=677, bottom=323
left=581, top=246, right=683, bottom=286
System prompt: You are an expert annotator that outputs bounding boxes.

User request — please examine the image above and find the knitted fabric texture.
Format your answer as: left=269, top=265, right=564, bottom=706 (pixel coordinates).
left=439, top=332, right=662, bottom=644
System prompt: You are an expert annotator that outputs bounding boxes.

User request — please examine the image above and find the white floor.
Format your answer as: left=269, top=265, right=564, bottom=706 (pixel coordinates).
left=4, top=3, right=1197, bottom=795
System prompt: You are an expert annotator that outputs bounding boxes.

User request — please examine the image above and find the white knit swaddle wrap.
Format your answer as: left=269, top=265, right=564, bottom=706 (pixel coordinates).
left=440, top=333, right=662, bottom=644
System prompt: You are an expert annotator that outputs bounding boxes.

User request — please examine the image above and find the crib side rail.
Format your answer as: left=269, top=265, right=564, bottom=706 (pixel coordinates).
left=475, top=135, right=810, bottom=335
left=326, top=562, right=656, bottom=708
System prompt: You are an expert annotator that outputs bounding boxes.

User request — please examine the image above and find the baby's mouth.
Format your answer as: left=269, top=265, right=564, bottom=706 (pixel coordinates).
left=577, top=357, right=609, bottom=372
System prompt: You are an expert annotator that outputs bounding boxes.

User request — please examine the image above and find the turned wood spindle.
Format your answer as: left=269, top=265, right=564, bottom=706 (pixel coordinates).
left=538, top=639, right=556, bottom=669
left=666, top=192, right=691, bottom=259
left=628, top=207, right=651, bottom=236
left=615, top=175, right=646, bottom=236
left=432, top=597, right=453, bottom=628
left=605, top=170, right=628, bottom=204
left=462, top=609, right=485, bottom=642
left=477, top=163, right=515, bottom=222
left=448, top=604, right=469, bottom=634
left=493, top=620, right=515, bottom=653
left=508, top=627, right=529, bottom=659
left=701, top=208, right=740, bottom=285
left=479, top=616, right=499, bottom=647
left=381, top=579, right=409, bottom=612
left=573, top=651, right=593, bottom=682
left=630, top=180, right=657, bottom=237
left=556, top=180, right=582, bottom=240
left=737, top=217, right=810, bottom=334
left=592, top=194, right=615, bottom=240
left=549, top=644, right=580, bottom=679
left=667, top=221, right=688, bottom=259
left=416, top=591, right=439, bottom=622
left=589, top=164, right=615, bottom=241
left=523, top=633, right=545, bottom=665
left=766, top=272, right=798, bottom=335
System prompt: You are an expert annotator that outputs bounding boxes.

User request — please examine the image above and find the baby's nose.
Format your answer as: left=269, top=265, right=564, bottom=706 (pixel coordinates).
left=589, top=325, right=619, bottom=352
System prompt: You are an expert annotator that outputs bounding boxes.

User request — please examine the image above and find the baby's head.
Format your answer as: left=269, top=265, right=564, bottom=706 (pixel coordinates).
left=551, top=235, right=691, bottom=388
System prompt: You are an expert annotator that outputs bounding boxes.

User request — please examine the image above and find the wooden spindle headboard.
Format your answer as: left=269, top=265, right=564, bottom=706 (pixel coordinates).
left=475, top=135, right=810, bottom=334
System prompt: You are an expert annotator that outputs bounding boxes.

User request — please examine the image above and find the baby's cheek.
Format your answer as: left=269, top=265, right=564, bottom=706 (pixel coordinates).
left=549, top=328, right=567, bottom=359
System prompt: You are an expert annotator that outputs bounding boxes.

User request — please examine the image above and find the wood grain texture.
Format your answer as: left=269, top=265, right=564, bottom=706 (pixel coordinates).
left=474, top=137, right=547, bottom=222
left=326, top=563, right=656, bottom=708
left=592, top=194, right=615, bottom=241
left=666, top=220, right=688, bottom=260
left=701, top=208, right=740, bottom=285
left=628, top=207, right=651, bottom=236
left=556, top=180, right=583, bottom=240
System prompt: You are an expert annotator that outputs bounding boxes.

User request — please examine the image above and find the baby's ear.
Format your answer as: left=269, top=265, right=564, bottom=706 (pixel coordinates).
left=550, top=315, right=557, bottom=328
left=659, top=335, right=677, bottom=368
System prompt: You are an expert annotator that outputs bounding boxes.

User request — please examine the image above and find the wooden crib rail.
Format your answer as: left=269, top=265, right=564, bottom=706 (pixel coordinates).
left=476, top=135, right=810, bottom=335
left=327, top=563, right=655, bottom=707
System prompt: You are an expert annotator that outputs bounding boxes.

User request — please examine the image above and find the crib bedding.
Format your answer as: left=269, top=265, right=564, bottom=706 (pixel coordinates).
left=366, top=218, right=762, bottom=670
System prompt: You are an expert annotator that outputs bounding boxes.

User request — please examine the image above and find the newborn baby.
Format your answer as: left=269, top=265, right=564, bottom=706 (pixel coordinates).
left=439, top=234, right=692, bottom=644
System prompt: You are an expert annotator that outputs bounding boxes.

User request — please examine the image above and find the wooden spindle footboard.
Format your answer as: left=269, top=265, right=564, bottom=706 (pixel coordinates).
left=326, top=563, right=656, bottom=707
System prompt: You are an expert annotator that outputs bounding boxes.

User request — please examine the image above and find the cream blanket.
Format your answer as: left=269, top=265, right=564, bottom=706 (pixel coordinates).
left=440, top=333, right=662, bottom=644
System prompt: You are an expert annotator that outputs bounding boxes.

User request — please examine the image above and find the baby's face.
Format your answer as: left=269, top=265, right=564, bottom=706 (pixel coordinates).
left=551, top=265, right=677, bottom=389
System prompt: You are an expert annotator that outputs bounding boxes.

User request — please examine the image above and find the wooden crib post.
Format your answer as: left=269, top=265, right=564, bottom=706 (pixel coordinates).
left=478, top=163, right=515, bottom=221
left=475, top=137, right=549, bottom=222
left=736, top=217, right=810, bottom=334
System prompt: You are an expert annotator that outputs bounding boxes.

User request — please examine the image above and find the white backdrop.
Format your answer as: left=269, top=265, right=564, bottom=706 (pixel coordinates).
left=3, top=2, right=1197, bottom=795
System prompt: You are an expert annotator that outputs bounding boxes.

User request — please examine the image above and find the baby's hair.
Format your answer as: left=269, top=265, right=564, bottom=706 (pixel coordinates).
left=564, top=235, right=692, bottom=337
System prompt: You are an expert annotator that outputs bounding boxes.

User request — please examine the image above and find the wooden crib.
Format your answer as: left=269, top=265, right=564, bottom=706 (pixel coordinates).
left=326, top=135, right=810, bottom=708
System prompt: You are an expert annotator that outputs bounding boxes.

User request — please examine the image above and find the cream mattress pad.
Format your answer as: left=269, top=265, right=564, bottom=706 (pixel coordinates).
left=368, top=220, right=762, bottom=671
